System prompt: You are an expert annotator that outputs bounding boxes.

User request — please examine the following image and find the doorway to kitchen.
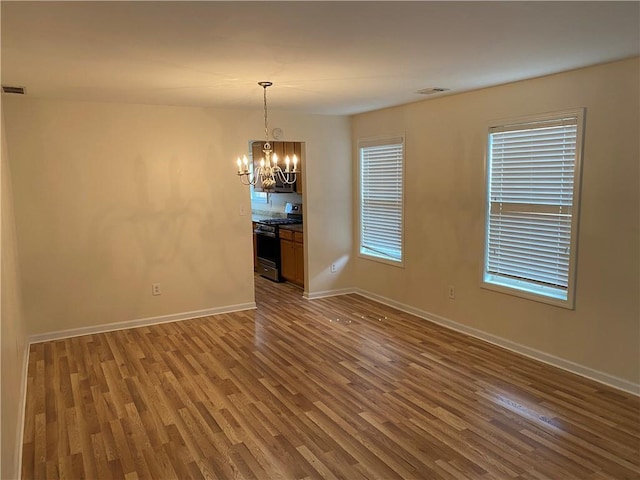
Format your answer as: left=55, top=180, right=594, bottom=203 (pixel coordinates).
left=249, top=140, right=306, bottom=296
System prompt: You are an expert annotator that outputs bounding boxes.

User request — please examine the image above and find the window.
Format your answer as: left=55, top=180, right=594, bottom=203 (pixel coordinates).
left=359, top=136, right=404, bottom=265
left=249, top=151, right=268, bottom=204
left=483, top=109, right=584, bottom=308
left=251, top=185, right=268, bottom=204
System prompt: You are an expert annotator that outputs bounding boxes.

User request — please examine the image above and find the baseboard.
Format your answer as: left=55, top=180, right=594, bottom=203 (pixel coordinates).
left=304, top=287, right=356, bottom=300
left=23, top=290, right=640, bottom=395
left=28, top=302, right=257, bottom=344
left=16, top=337, right=29, bottom=479
left=17, top=302, right=255, bottom=477
left=354, top=288, right=640, bottom=396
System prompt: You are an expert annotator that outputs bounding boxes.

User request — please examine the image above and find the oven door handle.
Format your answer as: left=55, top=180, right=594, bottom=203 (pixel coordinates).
left=255, top=230, right=276, bottom=238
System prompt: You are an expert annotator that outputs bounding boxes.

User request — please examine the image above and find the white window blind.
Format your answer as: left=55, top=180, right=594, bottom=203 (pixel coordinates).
left=484, top=112, right=583, bottom=307
left=360, top=137, right=404, bottom=264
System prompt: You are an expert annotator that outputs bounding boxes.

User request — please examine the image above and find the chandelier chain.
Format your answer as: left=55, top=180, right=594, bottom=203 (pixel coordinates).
left=263, top=84, right=269, bottom=146
left=235, top=81, right=297, bottom=190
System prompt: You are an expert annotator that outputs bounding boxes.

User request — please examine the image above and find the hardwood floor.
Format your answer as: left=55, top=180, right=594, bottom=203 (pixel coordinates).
left=22, top=276, right=639, bottom=479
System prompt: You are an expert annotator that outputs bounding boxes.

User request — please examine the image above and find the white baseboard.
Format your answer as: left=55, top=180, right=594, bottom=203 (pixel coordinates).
left=28, top=302, right=256, bottom=344
left=353, top=288, right=640, bottom=396
left=23, top=290, right=639, bottom=398
left=16, top=337, right=29, bottom=480
left=304, top=288, right=356, bottom=300
left=17, top=302, right=254, bottom=478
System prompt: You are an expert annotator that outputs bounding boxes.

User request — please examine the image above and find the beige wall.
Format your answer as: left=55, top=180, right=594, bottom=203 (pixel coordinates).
left=5, top=61, right=636, bottom=475
left=276, top=114, right=353, bottom=295
left=351, top=58, right=640, bottom=386
left=2, top=98, right=352, bottom=336
left=1, top=104, right=28, bottom=480
left=254, top=111, right=353, bottom=294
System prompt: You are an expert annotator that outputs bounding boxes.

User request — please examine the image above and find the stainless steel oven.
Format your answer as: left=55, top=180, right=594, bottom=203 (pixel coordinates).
left=254, top=203, right=302, bottom=282
left=255, top=224, right=281, bottom=281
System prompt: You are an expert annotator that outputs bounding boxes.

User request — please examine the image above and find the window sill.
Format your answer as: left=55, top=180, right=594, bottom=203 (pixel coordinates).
left=359, top=251, right=404, bottom=268
left=481, top=276, right=574, bottom=309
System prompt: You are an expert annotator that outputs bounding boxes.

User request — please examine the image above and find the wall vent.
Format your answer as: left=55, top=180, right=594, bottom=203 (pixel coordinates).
left=417, top=87, right=449, bottom=95
left=2, top=85, right=26, bottom=95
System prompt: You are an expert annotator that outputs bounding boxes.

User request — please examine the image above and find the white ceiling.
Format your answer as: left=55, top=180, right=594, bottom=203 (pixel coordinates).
left=1, top=1, right=638, bottom=115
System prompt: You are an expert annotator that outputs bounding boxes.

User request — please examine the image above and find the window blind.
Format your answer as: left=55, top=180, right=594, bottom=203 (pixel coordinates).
left=486, top=117, right=578, bottom=298
left=360, top=139, right=404, bottom=263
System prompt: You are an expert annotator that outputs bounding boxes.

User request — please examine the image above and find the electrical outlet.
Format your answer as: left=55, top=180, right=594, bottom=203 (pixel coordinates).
left=448, top=285, right=455, bottom=299
left=152, top=283, right=161, bottom=296
left=331, top=263, right=337, bottom=273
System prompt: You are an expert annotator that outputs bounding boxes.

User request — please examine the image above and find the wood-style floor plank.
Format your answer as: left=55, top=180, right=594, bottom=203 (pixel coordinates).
left=22, top=275, right=640, bottom=479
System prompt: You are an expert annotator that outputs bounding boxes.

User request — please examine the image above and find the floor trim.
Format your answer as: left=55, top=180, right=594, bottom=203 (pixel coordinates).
left=28, top=302, right=257, bottom=344
left=24, top=289, right=639, bottom=396
left=16, top=339, right=29, bottom=479
left=304, top=288, right=356, bottom=300
left=353, top=288, right=640, bottom=396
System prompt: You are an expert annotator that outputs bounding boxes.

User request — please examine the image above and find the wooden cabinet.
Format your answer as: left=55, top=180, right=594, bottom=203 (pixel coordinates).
left=283, top=142, right=303, bottom=195
left=252, top=222, right=258, bottom=271
left=280, top=228, right=304, bottom=287
left=280, top=229, right=295, bottom=283
left=294, top=232, right=304, bottom=283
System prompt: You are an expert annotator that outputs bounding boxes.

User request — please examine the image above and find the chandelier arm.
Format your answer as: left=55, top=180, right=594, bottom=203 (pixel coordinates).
left=275, top=168, right=297, bottom=185
left=260, top=166, right=278, bottom=190
left=239, top=174, right=257, bottom=186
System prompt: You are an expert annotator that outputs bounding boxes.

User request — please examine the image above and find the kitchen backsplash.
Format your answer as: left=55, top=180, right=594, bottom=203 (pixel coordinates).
left=252, top=192, right=302, bottom=217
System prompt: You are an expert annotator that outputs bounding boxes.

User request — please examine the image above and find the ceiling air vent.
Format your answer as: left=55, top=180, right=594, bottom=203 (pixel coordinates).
left=2, top=85, right=26, bottom=95
left=417, top=87, right=449, bottom=95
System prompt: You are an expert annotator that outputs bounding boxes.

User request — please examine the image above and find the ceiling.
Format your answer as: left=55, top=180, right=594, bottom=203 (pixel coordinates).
left=1, top=1, right=638, bottom=115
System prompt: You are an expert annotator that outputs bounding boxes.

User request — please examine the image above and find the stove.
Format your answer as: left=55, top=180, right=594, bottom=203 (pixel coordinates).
left=258, top=218, right=302, bottom=226
left=254, top=217, right=302, bottom=237
left=254, top=203, right=303, bottom=282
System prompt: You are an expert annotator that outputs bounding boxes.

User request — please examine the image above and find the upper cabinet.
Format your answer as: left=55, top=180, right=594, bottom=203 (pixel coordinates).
left=252, top=141, right=303, bottom=194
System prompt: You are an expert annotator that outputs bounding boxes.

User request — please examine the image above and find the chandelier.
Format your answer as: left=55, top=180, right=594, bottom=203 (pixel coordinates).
left=236, top=82, right=297, bottom=189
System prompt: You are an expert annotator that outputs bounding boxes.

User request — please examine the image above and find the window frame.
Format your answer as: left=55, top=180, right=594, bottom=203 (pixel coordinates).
left=248, top=143, right=268, bottom=204
left=481, top=108, right=585, bottom=309
left=358, top=135, right=405, bottom=267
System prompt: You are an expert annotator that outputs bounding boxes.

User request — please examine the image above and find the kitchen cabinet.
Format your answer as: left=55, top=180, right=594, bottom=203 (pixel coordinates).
left=280, top=229, right=295, bottom=282
left=293, top=232, right=304, bottom=282
left=280, top=228, right=304, bottom=287
left=252, top=222, right=258, bottom=271
left=283, top=142, right=303, bottom=195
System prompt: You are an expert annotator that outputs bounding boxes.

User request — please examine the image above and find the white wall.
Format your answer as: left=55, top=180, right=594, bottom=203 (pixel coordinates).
left=2, top=98, right=352, bottom=336
left=1, top=103, right=28, bottom=480
left=265, top=112, right=353, bottom=294
left=351, top=58, right=640, bottom=388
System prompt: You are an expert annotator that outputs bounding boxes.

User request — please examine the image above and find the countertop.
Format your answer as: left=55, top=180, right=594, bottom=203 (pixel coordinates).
left=252, top=214, right=277, bottom=223
left=251, top=213, right=304, bottom=232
